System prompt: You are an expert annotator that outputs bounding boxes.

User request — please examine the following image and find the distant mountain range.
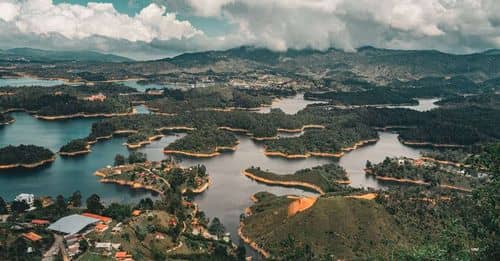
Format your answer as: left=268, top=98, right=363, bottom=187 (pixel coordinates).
left=0, top=48, right=132, bottom=63
left=1, top=46, right=498, bottom=83
left=160, top=46, right=500, bottom=82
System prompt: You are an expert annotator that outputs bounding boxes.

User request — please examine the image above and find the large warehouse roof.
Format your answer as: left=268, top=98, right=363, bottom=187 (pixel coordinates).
left=48, top=214, right=100, bottom=235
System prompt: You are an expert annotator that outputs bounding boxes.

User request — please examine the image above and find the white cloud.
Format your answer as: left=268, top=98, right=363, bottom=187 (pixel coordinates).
left=0, top=0, right=498, bottom=59
left=0, top=0, right=202, bottom=42
left=0, top=1, right=19, bottom=22
left=186, top=0, right=500, bottom=53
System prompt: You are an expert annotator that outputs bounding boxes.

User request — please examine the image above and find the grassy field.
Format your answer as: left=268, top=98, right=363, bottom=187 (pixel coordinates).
left=242, top=194, right=407, bottom=259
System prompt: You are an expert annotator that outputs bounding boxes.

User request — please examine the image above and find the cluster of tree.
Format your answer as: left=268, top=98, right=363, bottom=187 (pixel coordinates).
left=0, top=85, right=134, bottom=116
left=0, top=113, right=14, bottom=124
left=351, top=106, right=500, bottom=145
left=368, top=157, right=484, bottom=189
left=146, top=86, right=273, bottom=113
left=59, top=139, right=88, bottom=153
left=113, top=151, right=147, bottom=166
left=0, top=145, right=54, bottom=165
left=421, top=149, right=470, bottom=163
left=305, top=88, right=418, bottom=105
left=377, top=183, right=499, bottom=260
left=166, top=128, right=238, bottom=154
left=465, top=142, right=500, bottom=174
left=264, top=122, right=377, bottom=155
left=85, top=109, right=311, bottom=142
left=246, top=163, right=348, bottom=192
left=436, top=93, right=500, bottom=109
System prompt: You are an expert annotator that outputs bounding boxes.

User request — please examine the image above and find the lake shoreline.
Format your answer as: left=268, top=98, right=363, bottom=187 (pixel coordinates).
left=164, top=145, right=238, bottom=158
left=264, top=138, right=378, bottom=159
left=242, top=170, right=325, bottom=194
left=0, top=156, right=56, bottom=170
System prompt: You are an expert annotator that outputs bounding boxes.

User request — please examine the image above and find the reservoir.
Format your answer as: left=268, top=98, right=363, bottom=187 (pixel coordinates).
left=0, top=93, right=428, bottom=249
left=0, top=77, right=65, bottom=87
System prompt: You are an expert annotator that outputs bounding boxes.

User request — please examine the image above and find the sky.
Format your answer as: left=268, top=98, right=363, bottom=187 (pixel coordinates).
left=0, top=0, right=499, bottom=60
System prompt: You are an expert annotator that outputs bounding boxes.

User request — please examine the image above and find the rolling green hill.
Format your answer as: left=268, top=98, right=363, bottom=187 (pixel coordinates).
left=242, top=194, right=407, bottom=259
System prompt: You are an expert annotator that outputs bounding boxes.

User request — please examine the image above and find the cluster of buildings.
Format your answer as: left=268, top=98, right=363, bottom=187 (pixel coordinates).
left=47, top=213, right=113, bottom=257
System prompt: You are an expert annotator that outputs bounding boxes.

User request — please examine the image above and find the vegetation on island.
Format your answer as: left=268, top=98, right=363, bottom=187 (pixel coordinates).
left=0, top=113, right=14, bottom=125
left=245, top=164, right=349, bottom=193
left=350, top=106, right=500, bottom=145
left=98, top=159, right=209, bottom=195
left=264, top=122, right=377, bottom=156
left=165, top=128, right=238, bottom=155
left=0, top=145, right=54, bottom=167
left=59, top=139, right=89, bottom=155
left=421, top=149, right=470, bottom=164
left=146, top=86, right=274, bottom=113
left=305, top=88, right=418, bottom=105
left=436, top=93, right=500, bottom=109
left=0, top=84, right=135, bottom=117
left=366, top=157, right=487, bottom=190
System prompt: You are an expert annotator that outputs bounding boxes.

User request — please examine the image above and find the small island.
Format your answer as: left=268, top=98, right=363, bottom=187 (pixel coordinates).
left=365, top=157, right=486, bottom=191
left=244, top=164, right=350, bottom=194
left=59, top=139, right=91, bottom=156
left=0, top=113, right=15, bottom=125
left=95, top=159, right=211, bottom=195
left=0, top=145, right=55, bottom=169
left=164, top=128, right=238, bottom=158
left=264, top=126, right=378, bottom=158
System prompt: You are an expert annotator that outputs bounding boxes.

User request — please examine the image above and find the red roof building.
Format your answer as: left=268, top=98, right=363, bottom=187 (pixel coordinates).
left=23, top=232, right=42, bottom=242
left=31, top=219, right=50, bottom=225
left=81, top=213, right=112, bottom=224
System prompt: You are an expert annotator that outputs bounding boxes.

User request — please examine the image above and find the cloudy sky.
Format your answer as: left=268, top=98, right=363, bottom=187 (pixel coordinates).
left=0, top=0, right=499, bottom=60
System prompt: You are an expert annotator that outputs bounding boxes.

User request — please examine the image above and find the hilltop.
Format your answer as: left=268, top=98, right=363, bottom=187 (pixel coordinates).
left=0, top=48, right=132, bottom=63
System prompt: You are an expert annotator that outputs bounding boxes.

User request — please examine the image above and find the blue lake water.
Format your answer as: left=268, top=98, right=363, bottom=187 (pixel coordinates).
left=0, top=77, right=65, bottom=87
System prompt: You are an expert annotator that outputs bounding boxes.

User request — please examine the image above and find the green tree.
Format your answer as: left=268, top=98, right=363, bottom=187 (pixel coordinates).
left=114, top=154, right=126, bottom=166
left=10, top=200, right=29, bottom=213
left=86, top=194, right=104, bottom=214
left=128, top=151, right=147, bottom=164
left=0, top=197, right=7, bottom=214
left=103, top=203, right=131, bottom=221
left=55, top=195, right=67, bottom=215
left=236, top=243, right=246, bottom=261
left=136, top=198, right=154, bottom=210
left=8, top=237, right=29, bottom=261
left=208, top=217, right=225, bottom=237
left=79, top=239, right=89, bottom=252
left=69, top=191, right=82, bottom=207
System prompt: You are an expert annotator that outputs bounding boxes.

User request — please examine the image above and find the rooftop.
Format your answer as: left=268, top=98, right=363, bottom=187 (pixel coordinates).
left=48, top=214, right=100, bottom=235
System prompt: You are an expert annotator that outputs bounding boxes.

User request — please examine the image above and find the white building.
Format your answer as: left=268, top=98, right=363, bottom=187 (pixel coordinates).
left=15, top=194, right=35, bottom=207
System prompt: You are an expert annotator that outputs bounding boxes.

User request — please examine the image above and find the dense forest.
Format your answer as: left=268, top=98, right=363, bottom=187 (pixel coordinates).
left=0, top=84, right=134, bottom=116
left=59, top=139, right=89, bottom=154
left=146, top=86, right=274, bottom=113
left=165, top=128, right=238, bottom=154
left=264, top=122, right=377, bottom=156
left=367, top=157, right=485, bottom=190
left=436, top=93, right=500, bottom=109
left=350, top=106, right=500, bottom=145
left=246, top=164, right=349, bottom=193
left=0, top=145, right=54, bottom=166
left=305, top=88, right=417, bottom=105
left=421, top=149, right=470, bottom=163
